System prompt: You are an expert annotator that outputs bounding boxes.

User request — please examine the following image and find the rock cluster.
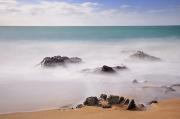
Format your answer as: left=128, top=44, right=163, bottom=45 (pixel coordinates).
left=40, top=55, right=82, bottom=67
left=78, top=94, right=139, bottom=110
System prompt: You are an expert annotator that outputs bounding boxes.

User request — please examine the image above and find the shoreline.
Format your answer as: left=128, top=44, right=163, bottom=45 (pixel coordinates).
left=0, top=98, right=180, bottom=119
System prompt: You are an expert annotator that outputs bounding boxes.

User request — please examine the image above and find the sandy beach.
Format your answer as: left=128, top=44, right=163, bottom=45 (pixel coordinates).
left=0, top=98, right=180, bottom=119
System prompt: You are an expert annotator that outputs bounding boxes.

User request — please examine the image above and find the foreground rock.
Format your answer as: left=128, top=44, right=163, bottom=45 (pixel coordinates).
left=83, top=97, right=99, bottom=106
left=130, top=50, right=161, bottom=61
left=40, top=55, right=82, bottom=67
left=81, top=94, right=140, bottom=111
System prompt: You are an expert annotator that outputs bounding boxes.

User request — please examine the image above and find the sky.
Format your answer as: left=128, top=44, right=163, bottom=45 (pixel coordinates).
left=0, top=0, right=180, bottom=26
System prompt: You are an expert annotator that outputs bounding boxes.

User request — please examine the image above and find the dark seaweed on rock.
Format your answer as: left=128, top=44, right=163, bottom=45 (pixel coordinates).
left=40, top=55, right=82, bottom=67
left=130, top=50, right=161, bottom=61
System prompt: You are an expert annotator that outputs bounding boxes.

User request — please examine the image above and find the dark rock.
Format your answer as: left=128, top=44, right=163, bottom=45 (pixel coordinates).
left=123, top=99, right=130, bottom=105
left=148, top=100, right=158, bottom=105
left=132, top=79, right=138, bottom=84
left=107, top=95, right=120, bottom=104
left=114, top=65, right=127, bottom=70
left=130, top=50, right=161, bottom=61
left=127, top=99, right=136, bottom=110
left=76, top=104, right=84, bottom=108
left=83, top=97, right=99, bottom=106
left=100, top=94, right=107, bottom=100
left=40, top=55, right=82, bottom=67
left=119, top=97, right=125, bottom=103
left=101, top=65, right=116, bottom=73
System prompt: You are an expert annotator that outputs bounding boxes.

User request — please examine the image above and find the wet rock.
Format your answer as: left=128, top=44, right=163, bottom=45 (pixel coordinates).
left=102, top=103, right=112, bottom=108
left=119, top=96, right=125, bottom=103
left=148, top=100, right=158, bottom=105
left=123, top=99, right=130, bottom=105
left=130, top=50, right=161, bottom=61
left=107, top=95, right=120, bottom=105
left=40, top=55, right=82, bottom=67
left=137, top=104, right=146, bottom=111
left=100, top=94, right=107, bottom=100
left=127, top=99, right=136, bottom=110
left=101, top=65, right=116, bottom=73
left=83, top=97, right=99, bottom=106
left=76, top=104, right=84, bottom=108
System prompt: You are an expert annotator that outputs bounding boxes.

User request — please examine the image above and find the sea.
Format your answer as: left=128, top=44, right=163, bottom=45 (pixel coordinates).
left=0, top=26, right=180, bottom=114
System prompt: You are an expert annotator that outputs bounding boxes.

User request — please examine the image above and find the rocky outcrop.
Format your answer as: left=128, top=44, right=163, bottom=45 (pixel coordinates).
left=101, top=65, right=116, bottom=73
left=148, top=100, right=158, bottom=105
left=40, top=55, right=82, bottom=67
left=83, top=97, right=99, bottom=106
left=130, top=50, right=161, bottom=61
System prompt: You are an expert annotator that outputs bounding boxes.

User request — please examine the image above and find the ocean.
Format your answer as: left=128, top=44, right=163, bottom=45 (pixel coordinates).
left=0, top=26, right=180, bottom=114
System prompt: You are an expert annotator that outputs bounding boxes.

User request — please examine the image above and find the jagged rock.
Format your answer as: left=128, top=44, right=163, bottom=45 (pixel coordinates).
left=130, top=50, right=161, bottom=61
left=76, top=104, right=84, bottom=108
left=123, top=99, right=130, bottom=105
left=119, top=96, right=125, bottom=103
left=40, top=55, right=82, bottom=67
left=100, top=94, right=107, bottom=100
left=127, top=99, right=136, bottom=110
left=102, top=103, right=112, bottom=108
left=148, top=100, right=158, bottom=105
left=101, top=65, right=116, bottom=73
left=107, top=95, right=120, bottom=104
left=83, top=97, right=99, bottom=106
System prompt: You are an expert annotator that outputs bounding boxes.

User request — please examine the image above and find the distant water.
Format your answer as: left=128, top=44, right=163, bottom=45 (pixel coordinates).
left=0, top=26, right=180, bottom=41
left=0, top=26, right=180, bottom=114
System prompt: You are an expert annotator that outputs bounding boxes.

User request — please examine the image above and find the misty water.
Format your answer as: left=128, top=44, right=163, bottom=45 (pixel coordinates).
left=0, top=39, right=180, bottom=114
left=0, top=26, right=180, bottom=114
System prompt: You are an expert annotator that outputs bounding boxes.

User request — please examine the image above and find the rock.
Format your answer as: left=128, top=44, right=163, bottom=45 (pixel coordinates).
left=101, top=65, right=116, bottom=73
left=123, top=99, right=130, bottom=105
left=130, top=50, right=161, bottom=61
left=100, top=94, right=107, bottom=100
left=114, top=65, right=127, bottom=70
left=107, top=95, right=120, bottom=104
left=76, top=104, right=84, bottom=108
left=40, top=55, right=82, bottom=67
left=137, top=104, right=146, bottom=111
left=132, top=79, right=138, bottom=84
left=148, top=100, right=158, bottom=105
left=119, top=96, right=125, bottom=103
left=83, top=97, right=99, bottom=106
left=127, top=99, right=136, bottom=110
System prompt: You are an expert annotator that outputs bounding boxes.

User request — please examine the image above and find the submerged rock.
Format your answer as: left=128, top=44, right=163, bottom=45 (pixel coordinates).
left=130, top=50, right=161, bottom=61
left=83, top=97, right=99, bottom=106
left=40, top=55, right=82, bottom=67
left=107, top=95, right=120, bottom=104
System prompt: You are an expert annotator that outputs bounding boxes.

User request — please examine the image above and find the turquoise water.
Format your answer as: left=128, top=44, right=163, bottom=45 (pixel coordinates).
left=0, top=26, right=180, bottom=41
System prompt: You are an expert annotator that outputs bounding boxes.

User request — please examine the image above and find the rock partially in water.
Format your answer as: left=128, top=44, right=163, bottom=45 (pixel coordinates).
left=82, top=65, right=128, bottom=74
left=119, top=96, right=125, bottom=104
left=130, top=50, right=161, bottom=61
left=127, top=99, right=136, bottom=110
left=107, top=95, right=120, bottom=105
left=83, top=97, right=99, bottom=106
left=101, top=65, right=116, bottom=73
left=40, top=55, right=82, bottom=67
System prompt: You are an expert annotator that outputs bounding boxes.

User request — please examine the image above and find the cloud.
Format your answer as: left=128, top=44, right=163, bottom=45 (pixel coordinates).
left=0, top=0, right=180, bottom=25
